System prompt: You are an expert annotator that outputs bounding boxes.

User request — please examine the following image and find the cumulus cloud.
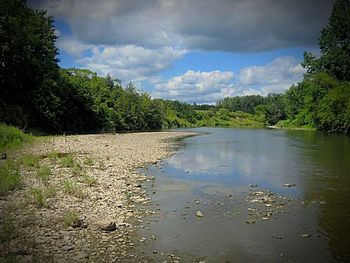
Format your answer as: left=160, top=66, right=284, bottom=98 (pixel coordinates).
left=153, top=70, right=237, bottom=104
left=238, top=56, right=306, bottom=94
left=152, top=56, right=306, bottom=104
left=28, top=0, right=316, bottom=103
left=57, top=37, right=92, bottom=57
left=75, top=45, right=186, bottom=81
left=30, top=0, right=332, bottom=52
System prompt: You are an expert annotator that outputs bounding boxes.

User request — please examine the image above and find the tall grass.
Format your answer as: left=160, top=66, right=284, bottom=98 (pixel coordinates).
left=0, top=124, right=34, bottom=195
left=0, top=160, right=21, bottom=195
left=0, top=124, right=33, bottom=152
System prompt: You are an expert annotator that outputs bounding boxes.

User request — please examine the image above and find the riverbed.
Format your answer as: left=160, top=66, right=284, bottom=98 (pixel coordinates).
left=137, top=127, right=350, bottom=262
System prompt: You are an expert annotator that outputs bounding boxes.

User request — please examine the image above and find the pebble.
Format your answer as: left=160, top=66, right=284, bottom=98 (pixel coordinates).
left=62, top=245, right=74, bottom=251
left=96, top=220, right=117, bottom=232
left=301, top=234, right=311, bottom=238
left=283, top=183, right=296, bottom=187
left=273, top=236, right=283, bottom=239
left=196, top=211, right=204, bottom=217
left=246, top=219, right=256, bottom=224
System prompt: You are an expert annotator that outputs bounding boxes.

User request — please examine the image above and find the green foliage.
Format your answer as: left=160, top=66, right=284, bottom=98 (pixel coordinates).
left=36, top=166, right=51, bottom=184
left=63, top=180, right=85, bottom=198
left=283, top=0, right=350, bottom=133
left=217, top=94, right=286, bottom=125
left=303, top=0, right=350, bottom=81
left=44, top=186, right=57, bottom=198
left=217, top=95, right=266, bottom=114
left=195, top=109, right=264, bottom=128
left=29, top=187, right=57, bottom=208
left=62, top=210, right=80, bottom=227
left=0, top=160, right=21, bottom=195
left=0, top=0, right=59, bottom=129
left=83, top=174, right=97, bottom=187
left=60, top=155, right=75, bottom=168
left=83, top=157, right=94, bottom=166
left=0, top=205, right=17, bottom=244
left=30, top=188, right=45, bottom=208
left=47, top=150, right=59, bottom=161
left=317, top=81, right=350, bottom=133
left=0, top=124, right=33, bottom=152
left=72, top=164, right=83, bottom=177
left=283, top=72, right=350, bottom=133
left=21, top=154, right=39, bottom=168
left=275, top=120, right=316, bottom=130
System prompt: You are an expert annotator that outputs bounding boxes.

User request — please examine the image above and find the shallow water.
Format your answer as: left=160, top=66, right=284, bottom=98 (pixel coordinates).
left=137, top=128, right=350, bottom=262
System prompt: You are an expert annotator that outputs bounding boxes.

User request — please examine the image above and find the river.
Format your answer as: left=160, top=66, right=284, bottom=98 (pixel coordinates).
left=136, top=127, right=350, bottom=262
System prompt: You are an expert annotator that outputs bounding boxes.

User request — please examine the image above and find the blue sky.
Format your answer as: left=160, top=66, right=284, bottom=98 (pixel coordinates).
left=30, top=0, right=333, bottom=104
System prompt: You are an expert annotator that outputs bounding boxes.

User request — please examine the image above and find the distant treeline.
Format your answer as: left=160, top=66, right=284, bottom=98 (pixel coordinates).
left=0, top=0, right=349, bottom=134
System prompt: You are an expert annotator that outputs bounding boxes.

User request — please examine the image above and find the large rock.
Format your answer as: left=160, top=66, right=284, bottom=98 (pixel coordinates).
left=96, top=220, right=117, bottom=232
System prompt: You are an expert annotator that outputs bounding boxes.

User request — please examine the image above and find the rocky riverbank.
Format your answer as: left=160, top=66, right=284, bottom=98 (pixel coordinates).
left=0, top=131, right=193, bottom=262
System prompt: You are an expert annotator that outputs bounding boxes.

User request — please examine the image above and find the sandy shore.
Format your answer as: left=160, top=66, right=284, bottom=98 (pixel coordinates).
left=0, top=131, right=193, bottom=262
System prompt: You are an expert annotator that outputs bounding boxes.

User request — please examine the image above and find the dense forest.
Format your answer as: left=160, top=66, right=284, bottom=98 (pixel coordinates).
left=0, top=0, right=349, bottom=134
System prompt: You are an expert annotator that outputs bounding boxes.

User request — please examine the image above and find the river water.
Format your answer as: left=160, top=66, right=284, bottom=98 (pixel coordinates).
left=137, top=128, right=350, bottom=262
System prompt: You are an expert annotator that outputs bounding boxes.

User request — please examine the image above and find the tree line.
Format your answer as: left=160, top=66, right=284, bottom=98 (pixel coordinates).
left=0, top=0, right=349, bottom=134
left=217, top=0, right=350, bottom=133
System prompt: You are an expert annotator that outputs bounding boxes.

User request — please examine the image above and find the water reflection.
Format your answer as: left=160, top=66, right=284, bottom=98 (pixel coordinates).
left=166, top=128, right=315, bottom=195
left=288, top=131, right=350, bottom=260
left=139, top=128, right=350, bottom=261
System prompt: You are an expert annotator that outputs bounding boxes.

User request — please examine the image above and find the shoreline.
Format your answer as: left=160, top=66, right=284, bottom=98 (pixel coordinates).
left=267, top=125, right=316, bottom=131
left=0, top=131, right=195, bottom=262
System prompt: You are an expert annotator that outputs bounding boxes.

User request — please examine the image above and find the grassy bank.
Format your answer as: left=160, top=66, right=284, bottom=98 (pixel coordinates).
left=0, top=124, right=35, bottom=195
left=195, top=109, right=264, bottom=128
left=274, top=120, right=317, bottom=131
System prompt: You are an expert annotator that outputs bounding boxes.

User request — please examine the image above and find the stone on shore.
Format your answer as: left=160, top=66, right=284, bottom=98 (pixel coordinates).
left=96, top=220, right=117, bottom=232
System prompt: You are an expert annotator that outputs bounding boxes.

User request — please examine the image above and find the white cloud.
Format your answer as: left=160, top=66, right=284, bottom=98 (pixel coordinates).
left=75, top=45, right=186, bottom=81
left=238, top=56, right=306, bottom=95
left=153, top=70, right=236, bottom=104
left=57, top=37, right=92, bottom=57
left=151, top=56, right=306, bottom=104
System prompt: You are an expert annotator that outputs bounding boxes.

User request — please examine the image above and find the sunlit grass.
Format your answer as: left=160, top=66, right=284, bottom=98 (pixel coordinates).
left=62, top=210, right=80, bottom=227
left=36, top=165, right=51, bottom=184
left=63, top=180, right=86, bottom=198
left=0, top=160, right=21, bottom=195
left=60, top=155, right=75, bottom=168
left=0, top=124, right=33, bottom=152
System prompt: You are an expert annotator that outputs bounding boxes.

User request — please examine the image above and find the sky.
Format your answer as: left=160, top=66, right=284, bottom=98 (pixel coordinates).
left=28, top=0, right=334, bottom=104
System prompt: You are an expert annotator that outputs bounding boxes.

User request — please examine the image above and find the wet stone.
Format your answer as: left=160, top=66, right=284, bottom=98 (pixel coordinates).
left=96, top=221, right=117, bottom=232
left=283, top=183, right=296, bottom=187
left=301, top=234, right=311, bottom=238
left=246, top=219, right=256, bottom=224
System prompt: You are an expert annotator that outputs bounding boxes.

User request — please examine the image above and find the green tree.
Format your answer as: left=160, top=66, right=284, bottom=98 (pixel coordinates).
left=302, top=0, right=350, bottom=81
left=318, top=81, right=350, bottom=133
left=0, top=0, right=59, bottom=128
